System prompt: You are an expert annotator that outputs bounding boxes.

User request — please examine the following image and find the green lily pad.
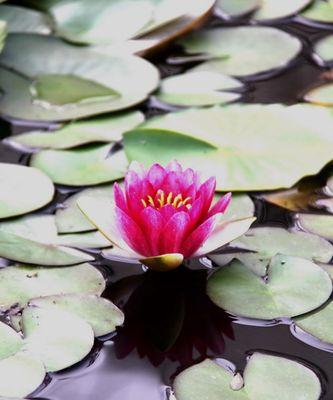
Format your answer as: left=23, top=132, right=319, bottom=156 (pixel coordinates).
left=123, top=104, right=333, bottom=191
left=301, top=0, right=333, bottom=23
left=297, top=213, right=333, bottom=240
left=0, top=215, right=94, bottom=265
left=0, top=163, right=54, bottom=218
left=174, top=353, right=321, bottom=400
left=30, top=145, right=127, bottom=186
left=211, top=227, right=333, bottom=276
left=0, top=33, right=159, bottom=121
left=314, top=35, right=333, bottom=63
left=156, top=71, right=243, bottom=107
left=207, top=255, right=332, bottom=319
left=254, top=0, right=312, bottom=20
left=0, top=321, right=23, bottom=359
left=0, top=263, right=105, bottom=312
left=0, top=5, right=51, bottom=34
left=304, top=83, right=333, bottom=106
left=57, top=231, right=111, bottom=248
left=177, top=26, right=301, bottom=77
left=29, top=294, right=124, bottom=337
left=0, top=351, right=45, bottom=398
left=22, top=306, right=94, bottom=372
left=56, top=185, right=114, bottom=233
left=216, top=0, right=259, bottom=17
left=7, top=111, right=144, bottom=150
left=294, top=299, right=333, bottom=345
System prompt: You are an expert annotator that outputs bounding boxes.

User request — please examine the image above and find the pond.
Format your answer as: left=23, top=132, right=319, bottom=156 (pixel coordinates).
left=1, top=1, right=333, bottom=399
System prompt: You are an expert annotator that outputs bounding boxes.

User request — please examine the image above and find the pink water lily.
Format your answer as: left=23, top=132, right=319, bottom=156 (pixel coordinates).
left=78, top=161, right=255, bottom=271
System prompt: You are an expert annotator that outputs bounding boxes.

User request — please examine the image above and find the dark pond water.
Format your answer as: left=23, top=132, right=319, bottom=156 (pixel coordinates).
left=1, top=11, right=333, bottom=400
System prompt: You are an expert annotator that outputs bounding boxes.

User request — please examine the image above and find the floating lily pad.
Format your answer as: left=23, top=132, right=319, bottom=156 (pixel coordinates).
left=0, top=263, right=105, bottom=312
left=0, top=215, right=94, bottom=265
left=304, top=83, right=333, bottom=106
left=174, top=353, right=321, bottom=400
left=0, top=163, right=54, bottom=219
left=124, top=104, right=333, bottom=191
left=57, top=231, right=111, bottom=248
left=30, top=145, right=127, bottom=186
left=29, top=294, right=124, bottom=337
left=211, top=227, right=333, bottom=276
left=56, top=185, right=114, bottom=233
left=297, top=213, right=333, bottom=241
left=301, top=0, right=333, bottom=24
left=0, top=351, right=45, bottom=398
left=294, top=300, right=333, bottom=345
left=0, top=5, right=51, bottom=34
left=216, top=0, right=259, bottom=17
left=0, top=34, right=159, bottom=121
left=207, top=255, right=332, bottom=319
left=254, top=0, right=312, bottom=21
left=177, top=26, right=301, bottom=78
left=22, top=306, right=94, bottom=372
left=0, top=321, right=23, bottom=359
left=314, top=35, right=333, bottom=63
left=156, top=71, right=243, bottom=107
left=7, top=111, right=144, bottom=150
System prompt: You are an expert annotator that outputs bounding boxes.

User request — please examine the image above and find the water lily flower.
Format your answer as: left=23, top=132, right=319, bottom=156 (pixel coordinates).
left=78, top=161, right=255, bottom=271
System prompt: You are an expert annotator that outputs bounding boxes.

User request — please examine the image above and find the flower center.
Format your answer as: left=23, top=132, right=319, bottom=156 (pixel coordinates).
left=141, top=189, right=192, bottom=210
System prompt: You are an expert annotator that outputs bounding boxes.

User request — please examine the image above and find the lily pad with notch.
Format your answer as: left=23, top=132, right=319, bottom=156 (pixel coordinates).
left=174, top=352, right=321, bottom=400
left=0, top=262, right=105, bottom=312
left=207, top=254, right=332, bottom=319
left=176, top=26, right=302, bottom=78
left=0, top=33, right=159, bottom=121
left=0, top=214, right=94, bottom=265
left=123, top=104, right=333, bottom=191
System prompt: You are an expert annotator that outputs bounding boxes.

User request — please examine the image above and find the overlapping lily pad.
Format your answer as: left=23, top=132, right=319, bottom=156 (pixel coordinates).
left=0, top=163, right=54, bottom=218
left=0, top=33, right=159, bottom=121
left=301, top=0, right=333, bottom=24
left=0, top=263, right=105, bottom=311
left=294, top=300, right=333, bottom=346
left=30, top=145, right=127, bottom=186
left=56, top=184, right=114, bottom=233
left=123, top=104, right=333, bottom=191
left=57, top=230, right=111, bottom=248
left=207, top=255, right=332, bottom=319
left=304, top=83, right=333, bottom=106
left=211, top=227, right=333, bottom=276
left=0, top=215, right=94, bottom=265
left=297, top=213, right=333, bottom=240
left=156, top=71, right=243, bottom=107
left=30, top=294, right=124, bottom=337
left=7, top=111, right=144, bottom=150
left=174, top=353, right=321, bottom=400
left=314, top=35, right=333, bottom=64
left=217, top=0, right=312, bottom=21
left=0, top=5, right=51, bottom=34
left=176, top=26, right=302, bottom=78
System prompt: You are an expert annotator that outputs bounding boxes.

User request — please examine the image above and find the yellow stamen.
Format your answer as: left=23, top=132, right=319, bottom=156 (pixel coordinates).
left=183, top=197, right=191, bottom=205
left=172, top=194, right=182, bottom=207
left=167, top=192, right=173, bottom=204
left=157, top=189, right=165, bottom=207
left=147, top=195, right=155, bottom=207
left=141, top=199, right=147, bottom=207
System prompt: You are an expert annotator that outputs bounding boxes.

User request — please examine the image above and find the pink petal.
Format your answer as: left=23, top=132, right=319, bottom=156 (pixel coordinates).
left=113, top=183, right=128, bottom=212
left=166, top=160, right=182, bottom=173
left=159, top=204, right=178, bottom=223
left=125, top=170, right=142, bottom=195
left=115, top=206, right=151, bottom=256
left=161, top=211, right=190, bottom=254
left=181, top=214, right=218, bottom=258
left=208, top=192, right=232, bottom=217
left=198, top=177, right=216, bottom=213
left=139, top=207, right=163, bottom=256
left=189, top=195, right=205, bottom=227
left=162, top=171, right=181, bottom=194
left=147, top=164, right=167, bottom=190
